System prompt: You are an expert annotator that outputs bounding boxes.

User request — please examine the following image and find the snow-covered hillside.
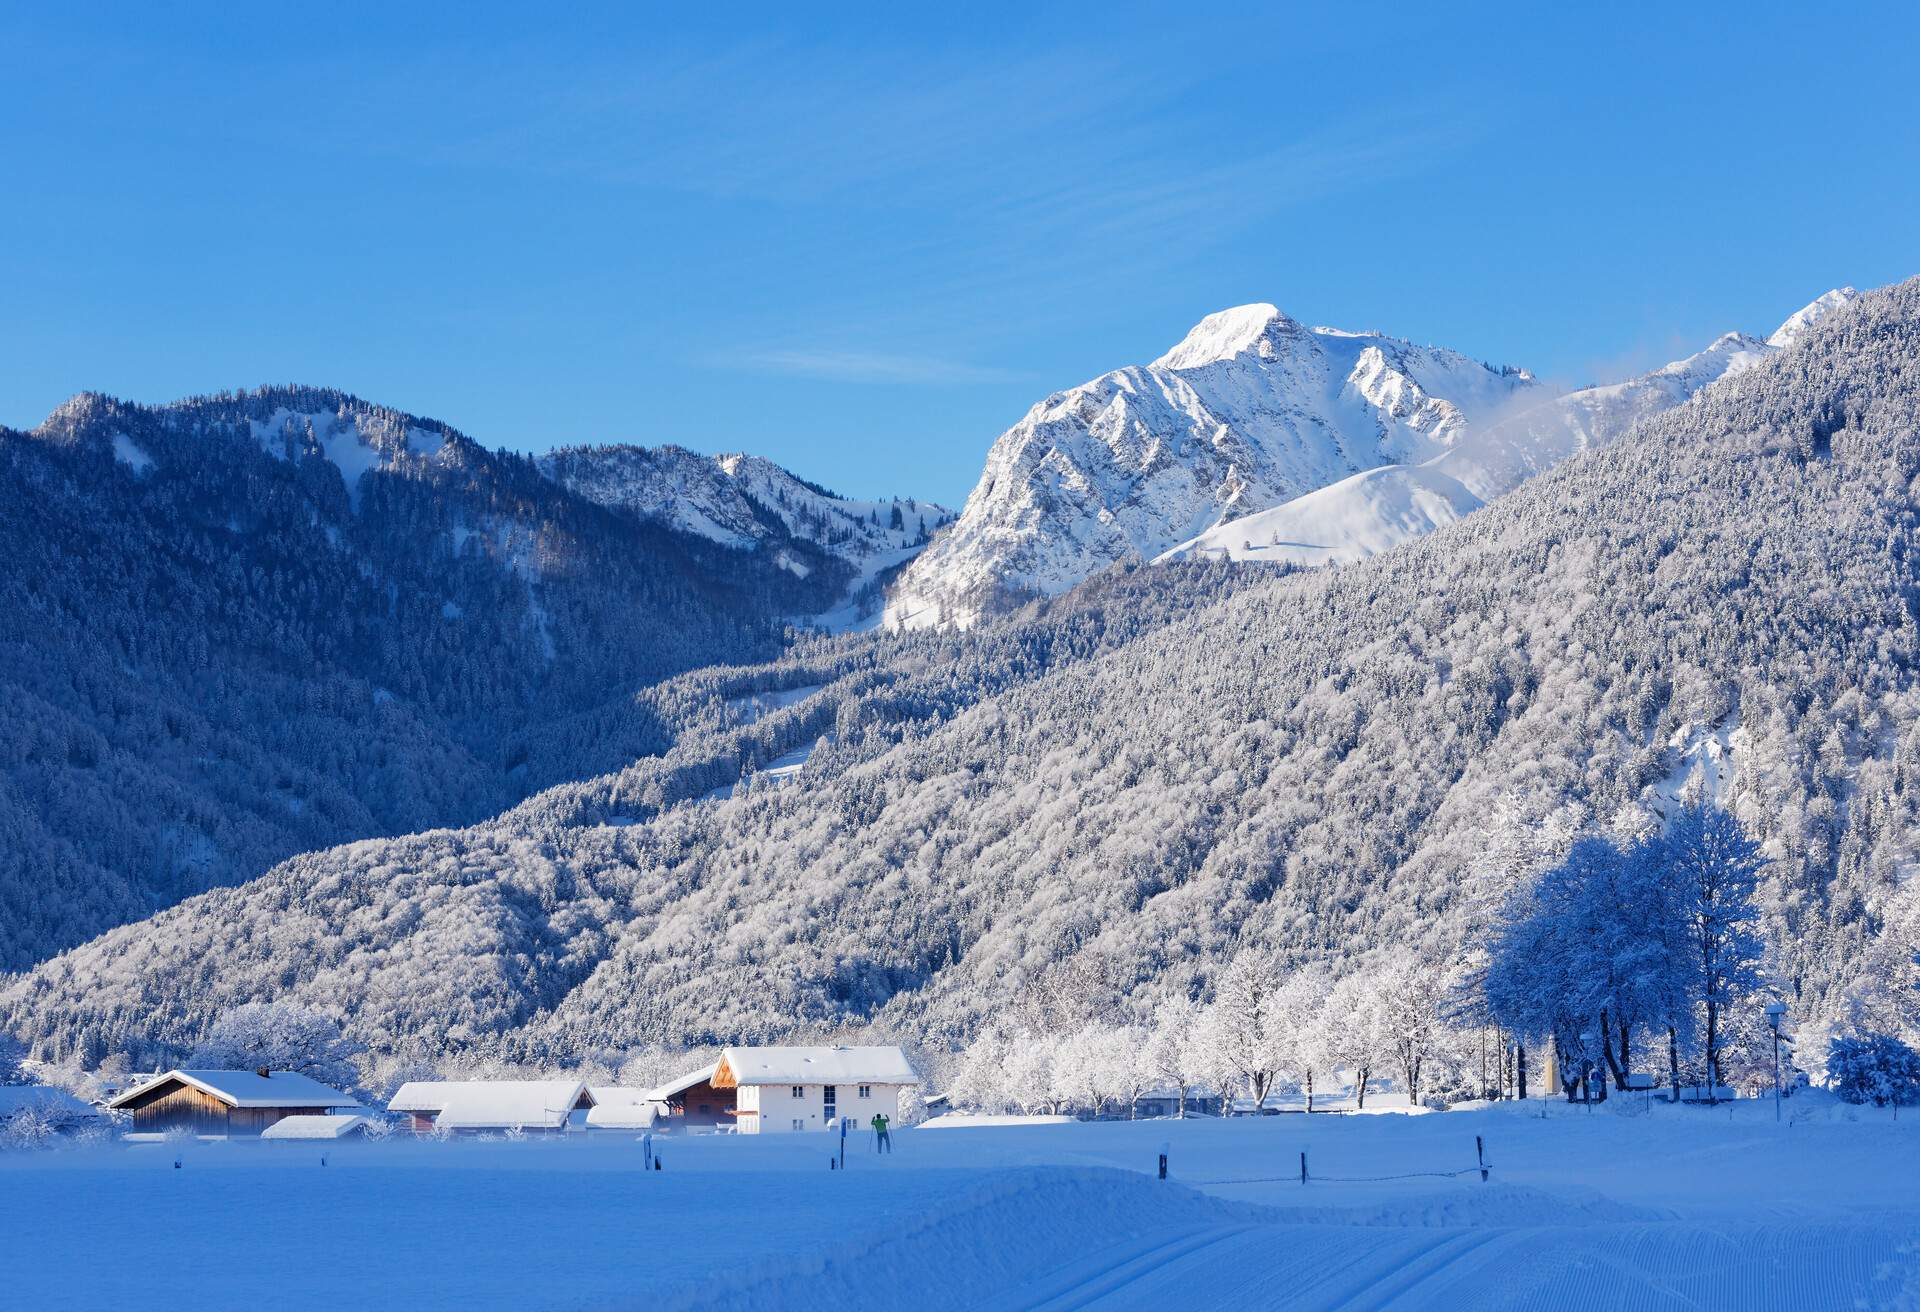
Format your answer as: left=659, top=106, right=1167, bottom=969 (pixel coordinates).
left=1162, top=290, right=1857, bottom=568
left=18, top=278, right=1920, bottom=1071
left=0, top=385, right=909, bottom=970
left=885, top=304, right=1539, bottom=629
left=542, top=444, right=953, bottom=623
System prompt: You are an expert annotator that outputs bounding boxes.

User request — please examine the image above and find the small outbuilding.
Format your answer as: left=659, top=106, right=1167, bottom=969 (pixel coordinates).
left=260, top=1114, right=372, bottom=1140
left=713, top=1045, right=919, bottom=1135
left=584, top=1087, right=664, bottom=1131
left=388, top=1080, right=595, bottom=1134
left=105, top=1070, right=359, bottom=1137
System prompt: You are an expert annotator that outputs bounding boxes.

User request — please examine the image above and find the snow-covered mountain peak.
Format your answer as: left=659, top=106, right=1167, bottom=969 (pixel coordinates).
left=1150, top=303, right=1296, bottom=370
left=886, top=305, right=1540, bottom=629
left=1768, top=287, right=1859, bottom=349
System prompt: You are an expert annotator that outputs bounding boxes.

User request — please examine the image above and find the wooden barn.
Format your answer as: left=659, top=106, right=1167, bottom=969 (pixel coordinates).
left=106, top=1069, right=359, bottom=1136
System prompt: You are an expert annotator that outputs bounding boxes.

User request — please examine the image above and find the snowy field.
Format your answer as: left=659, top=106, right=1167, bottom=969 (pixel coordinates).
left=4, top=1097, right=1918, bottom=1310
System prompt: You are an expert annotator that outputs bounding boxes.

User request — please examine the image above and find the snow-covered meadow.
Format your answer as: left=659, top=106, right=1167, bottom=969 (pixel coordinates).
left=4, top=1097, right=1916, bottom=1310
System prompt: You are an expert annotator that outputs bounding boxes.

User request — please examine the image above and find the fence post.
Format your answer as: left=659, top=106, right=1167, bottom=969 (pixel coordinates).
left=1299, top=1150, right=1308, bottom=1185
left=1476, top=1135, right=1487, bottom=1182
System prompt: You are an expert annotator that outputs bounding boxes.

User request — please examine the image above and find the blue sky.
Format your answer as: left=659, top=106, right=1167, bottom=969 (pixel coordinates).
left=4, top=3, right=1917, bottom=505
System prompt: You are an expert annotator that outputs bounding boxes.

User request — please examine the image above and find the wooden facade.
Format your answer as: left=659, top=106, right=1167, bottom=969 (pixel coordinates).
left=116, top=1077, right=328, bottom=1136
left=663, top=1075, right=735, bottom=1128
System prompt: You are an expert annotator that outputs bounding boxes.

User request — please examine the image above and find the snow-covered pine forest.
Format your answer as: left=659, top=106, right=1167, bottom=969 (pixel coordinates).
left=8, top=278, right=1920, bottom=1099
left=0, top=386, right=947, bottom=969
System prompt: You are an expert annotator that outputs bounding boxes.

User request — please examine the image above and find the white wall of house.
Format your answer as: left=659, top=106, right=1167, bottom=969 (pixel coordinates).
left=735, top=1081, right=906, bottom=1134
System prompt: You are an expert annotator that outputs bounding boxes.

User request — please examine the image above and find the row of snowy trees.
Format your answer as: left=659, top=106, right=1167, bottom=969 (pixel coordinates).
left=946, top=797, right=1890, bottom=1118
left=946, top=950, right=1459, bottom=1118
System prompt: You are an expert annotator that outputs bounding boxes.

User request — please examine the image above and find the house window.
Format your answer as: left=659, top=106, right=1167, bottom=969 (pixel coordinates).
left=858, top=1085, right=872, bottom=1098
left=791, top=1085, right=805, bottom=1099
left=823, top=1086, right=837, bottom=1117
left=791, top=1118, right=805, bottom=1132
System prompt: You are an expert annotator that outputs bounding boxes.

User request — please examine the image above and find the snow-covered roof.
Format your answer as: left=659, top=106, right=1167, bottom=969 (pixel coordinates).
left=645, top=1063, right=719, bottom=1102
left=717, top=1046, right=919, bottom=1087
left=585, top=1099, right=661, bottom=1130
left=260, top=1114, right=369, bottom=1140
left=0, top=1085, right=100, bottom=1117
left=389, top=1080, right=592, bottom=1128
left=105, top=1070, right=359, bottom=1111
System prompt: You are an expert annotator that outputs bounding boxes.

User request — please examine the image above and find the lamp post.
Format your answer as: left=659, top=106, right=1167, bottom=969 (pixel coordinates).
left=1765, top=1001, right=1788, bottom=1123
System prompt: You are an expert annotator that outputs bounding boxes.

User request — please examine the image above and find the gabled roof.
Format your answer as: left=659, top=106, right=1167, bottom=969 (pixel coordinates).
left=388, top=1080, right=592, bottom=1128
left=714, top=1046, right=919, bottom=1087
left=260, top=1114, right=369, bottom=1140
left=105, top=1070, right=358, bottom=1111
left=644, top=1063, right=719, bottom=1102
left=585, top=1097, right=661, bottom=1130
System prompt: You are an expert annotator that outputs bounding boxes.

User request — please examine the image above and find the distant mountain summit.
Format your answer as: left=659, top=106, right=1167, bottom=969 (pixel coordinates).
left=885, top=304, right=1539, bottom=629
left=542, top=444, right=953, bottom=626
left=1162, top=288, right=1861, bottom=568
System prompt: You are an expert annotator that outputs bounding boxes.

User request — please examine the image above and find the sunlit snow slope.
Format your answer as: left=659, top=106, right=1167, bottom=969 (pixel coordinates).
left=1161, top=289, right=1858, bottom=568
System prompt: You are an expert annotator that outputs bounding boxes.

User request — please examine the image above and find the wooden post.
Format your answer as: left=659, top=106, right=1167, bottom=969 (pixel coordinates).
left=1158, top=1152, right=1168, bottom=1181
left=1476, top=1135, right=1487, bottom=1182
left=1299, top=1151, right=1308, bottom=1185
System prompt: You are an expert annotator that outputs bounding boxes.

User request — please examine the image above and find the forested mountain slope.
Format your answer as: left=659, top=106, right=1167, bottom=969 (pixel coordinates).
left=0, top=386, right=931, bottom=968
left=10, top=279, right=1920, bottom=1074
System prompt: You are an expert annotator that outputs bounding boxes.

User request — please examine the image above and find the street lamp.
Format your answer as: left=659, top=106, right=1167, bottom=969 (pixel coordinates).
left=1765, top=1001, right=1788, bottom=1123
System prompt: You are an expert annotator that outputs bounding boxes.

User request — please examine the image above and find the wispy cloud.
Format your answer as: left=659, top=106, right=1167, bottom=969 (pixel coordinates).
left=731, top=348, right=1026, bottom=386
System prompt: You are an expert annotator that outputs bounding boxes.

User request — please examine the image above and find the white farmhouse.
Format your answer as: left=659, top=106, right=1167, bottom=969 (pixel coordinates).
left=713, top=1045, right=918, bottom=1134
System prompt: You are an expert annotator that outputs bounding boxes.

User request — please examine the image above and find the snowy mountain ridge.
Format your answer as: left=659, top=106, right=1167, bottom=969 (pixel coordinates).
left=541, top=444, right=951, bottom=563
left=884, top=304, right=1540, bottom=630
left=1160, top=288, right=1860, bottom=569
left=541, top=443, right=954, bottom=624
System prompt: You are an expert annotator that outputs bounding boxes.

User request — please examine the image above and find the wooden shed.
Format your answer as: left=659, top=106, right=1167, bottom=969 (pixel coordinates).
left=106, top=1069, right=359, bottom=1136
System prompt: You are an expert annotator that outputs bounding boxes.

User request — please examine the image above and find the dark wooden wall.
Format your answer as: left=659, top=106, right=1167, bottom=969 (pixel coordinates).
left=669, top=1078, right=735, bottom=1128
left=123, top=1081, right=326, bottom=1135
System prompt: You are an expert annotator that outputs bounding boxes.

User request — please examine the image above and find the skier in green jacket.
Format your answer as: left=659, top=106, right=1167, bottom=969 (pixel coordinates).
left=870, top=1112, right=891, bottom=1152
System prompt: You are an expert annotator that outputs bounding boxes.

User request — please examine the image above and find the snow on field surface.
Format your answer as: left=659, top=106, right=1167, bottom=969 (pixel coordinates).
left=4, top=1098, right=1917, bottom=1310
